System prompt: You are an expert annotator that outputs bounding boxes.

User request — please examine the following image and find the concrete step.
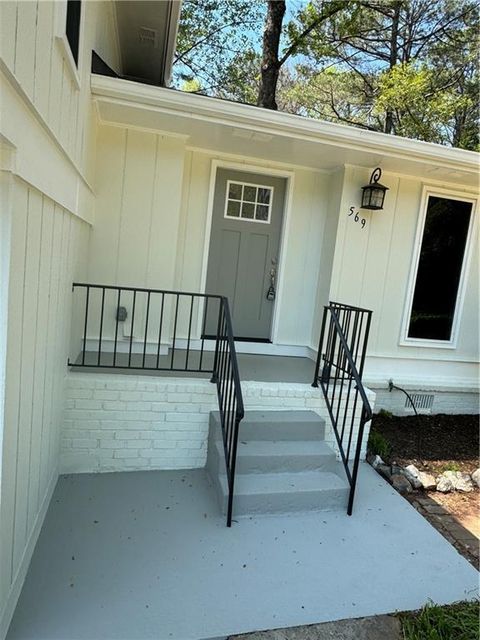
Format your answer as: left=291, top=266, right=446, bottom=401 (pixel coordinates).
left=210, top=410, right=325, bottom=441
left=221, top=440, right=337, bottom=474
left=218, top=469, right=349, bottom=515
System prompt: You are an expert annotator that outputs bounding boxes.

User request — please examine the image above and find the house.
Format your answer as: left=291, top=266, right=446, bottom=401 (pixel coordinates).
left=0, top=1, right=478, bottom=636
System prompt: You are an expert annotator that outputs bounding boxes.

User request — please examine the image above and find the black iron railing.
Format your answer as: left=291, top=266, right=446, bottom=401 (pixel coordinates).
left=312, top=302, right=372, bottom=515
left=68, top=283, right=226, bottom=373
left=68, top=283, right=244, bottom=526
left=212, top=298, right=245, bottom=527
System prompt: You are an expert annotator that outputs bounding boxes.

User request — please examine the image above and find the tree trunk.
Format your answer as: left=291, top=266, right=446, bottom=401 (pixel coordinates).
left=385, top=1, right=401, bottom=134
left=257, top=0, right=286, bottom=110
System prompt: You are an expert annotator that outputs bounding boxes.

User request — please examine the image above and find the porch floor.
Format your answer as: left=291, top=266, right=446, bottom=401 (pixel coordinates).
left=71, top=351, right=315, bottom=383
left=8, top=466, right=478, bottom=640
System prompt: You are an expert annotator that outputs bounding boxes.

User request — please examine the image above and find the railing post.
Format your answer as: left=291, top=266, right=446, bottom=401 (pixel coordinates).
left=210, top=299, right=223, bottom=384
left=226, top=413, right=241, bottom=527
left=312, top=305, right=328, bottom=387
left=358, top=310, right=372, bottom=379
left=347, top=405, right=369, bottom=516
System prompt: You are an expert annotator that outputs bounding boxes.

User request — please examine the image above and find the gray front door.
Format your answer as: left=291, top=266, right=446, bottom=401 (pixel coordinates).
left=205, top=169, right=286, bottom=340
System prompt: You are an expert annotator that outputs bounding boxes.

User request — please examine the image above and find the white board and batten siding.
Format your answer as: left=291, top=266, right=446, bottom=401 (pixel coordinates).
left=89, top=126, right=479, bottom=404
left=88, top=134, right=332, bottom=351
left=0, top=2, right=121, bottom=634
left=327, top=165, right=479, bottom=398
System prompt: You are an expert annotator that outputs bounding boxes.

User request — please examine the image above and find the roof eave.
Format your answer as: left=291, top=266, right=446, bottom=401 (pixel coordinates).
left=91, top=75, right=479, bottom=178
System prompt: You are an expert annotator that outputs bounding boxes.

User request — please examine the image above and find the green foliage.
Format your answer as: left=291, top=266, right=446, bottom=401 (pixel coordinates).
left=172, top=0, right=479, bottom=150
left=439, top=462, right=461, bottom=473
left=181, top=78, right=203, bottom=93
left=400, top=600, right=480, bottom=640
left=375, top=61, right=478, bottom=148
left=217, top=50, right=262, bottom=104
left=378, top=409, right=393, bottom=419
left=368, top=430, right=392, bottom=460
left=173, top=0, right=264, bottom=93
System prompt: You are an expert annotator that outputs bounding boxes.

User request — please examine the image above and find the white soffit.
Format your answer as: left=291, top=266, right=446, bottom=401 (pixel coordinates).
left=92, top=75, right=480, bottom=187
left=114, top=1, right=181, bottom=86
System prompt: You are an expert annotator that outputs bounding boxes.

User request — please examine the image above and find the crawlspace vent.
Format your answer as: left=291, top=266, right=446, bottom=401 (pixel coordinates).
left=405, top=393, right=434, bottom=411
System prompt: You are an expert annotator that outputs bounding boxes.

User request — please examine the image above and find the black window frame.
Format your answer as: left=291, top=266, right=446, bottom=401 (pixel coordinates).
left=65, top=0, right=82, bottom=67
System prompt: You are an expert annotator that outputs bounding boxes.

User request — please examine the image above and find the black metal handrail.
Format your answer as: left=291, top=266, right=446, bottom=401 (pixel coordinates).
left=68, top=282, right=224, bottom=373
left=68, top=282, right=244, bottom=526
left=312, top=301, right=372, bottom=515
left=212, top=298, right=245, bottom=527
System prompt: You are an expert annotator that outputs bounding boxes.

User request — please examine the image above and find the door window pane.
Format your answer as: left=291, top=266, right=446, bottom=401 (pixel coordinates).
left=407, top=195, right=472, bottom=341
left=242, top=202, right=255, bottom=219
left=256, top=204, right=269, bottom=221
left=243, top=185, right=257, bottom=202
left=257, top=188, right=271, bottom=205
left=228, top=183, right=242, bottom=200
left=224, top=181, right=273, bottom=223
left=227, top=200, right=241, bottom=217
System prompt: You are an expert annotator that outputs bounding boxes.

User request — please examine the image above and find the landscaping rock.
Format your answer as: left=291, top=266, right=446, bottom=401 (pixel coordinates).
left=401, top=464, right=422, bottom=489
left=437, top=471, right=474, bottom=493
left=376, top=464, right=392, bottom=482
left=417, top=471, right=436, bottom=490
left=367, top=454, right=385, bottom=469
left=391, top=473, right=412, bottom=494
left=437, top=472, right=455, bottom=493
left=454, top=472, right=474, bottom=492
left=471, top=468, right=480, bottom=488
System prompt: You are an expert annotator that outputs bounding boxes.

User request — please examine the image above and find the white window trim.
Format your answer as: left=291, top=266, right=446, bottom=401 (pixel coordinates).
left=399, top=185, right=477, bottom=350
left=224, top=180, right=274, bottom=224
left=54, top=1, right=83, bottom=91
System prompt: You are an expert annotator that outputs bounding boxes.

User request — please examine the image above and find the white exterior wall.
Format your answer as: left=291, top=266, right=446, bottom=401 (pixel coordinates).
left=177, top=151, right=331, bottom=349
left=62, top=373, right=375, bottom=474
left=88, top=135, right=332, bottom=351
left=0, top=2, right=120, bottom=634
left=88, top=126, right=186, bottom=289
left=328, top=166, right=479, bottom=394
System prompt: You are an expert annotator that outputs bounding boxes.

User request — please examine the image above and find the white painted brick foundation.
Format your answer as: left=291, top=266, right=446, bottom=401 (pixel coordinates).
left=62, top=373, right=376, bottom=473
left=372, top=387, right=479, bottom=416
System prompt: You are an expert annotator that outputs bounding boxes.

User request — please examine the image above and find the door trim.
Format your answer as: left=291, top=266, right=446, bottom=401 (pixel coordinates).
left=200, top=159, right=295, bottom=345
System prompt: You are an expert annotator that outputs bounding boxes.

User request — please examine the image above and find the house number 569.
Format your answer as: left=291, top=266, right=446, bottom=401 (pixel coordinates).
left=348, top=207, right=366, bottom=228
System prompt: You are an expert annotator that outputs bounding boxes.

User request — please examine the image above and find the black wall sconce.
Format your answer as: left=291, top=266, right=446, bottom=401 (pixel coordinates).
left=361, top=168, right=389, bottom=210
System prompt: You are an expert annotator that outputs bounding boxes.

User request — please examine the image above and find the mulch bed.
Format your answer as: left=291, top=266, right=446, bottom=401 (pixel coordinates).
left=371, top=413, right=479, bottom=475
left=369, top=413, right=479, bottom=569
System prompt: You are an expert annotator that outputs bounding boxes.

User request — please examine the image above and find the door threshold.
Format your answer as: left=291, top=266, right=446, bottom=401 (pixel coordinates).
left=201, top=335, right=271, bottom=344
left=232, top=343, right=315, bottom=358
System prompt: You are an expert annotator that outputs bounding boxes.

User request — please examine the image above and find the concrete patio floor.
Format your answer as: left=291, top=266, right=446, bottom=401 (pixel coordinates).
left=8, top=465, right=478, bottom=640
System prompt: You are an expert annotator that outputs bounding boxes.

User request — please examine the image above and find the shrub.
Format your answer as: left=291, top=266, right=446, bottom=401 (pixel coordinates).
left=377, top=408, right=393, bottom=419
left=367, top=429, right=392, bottom=460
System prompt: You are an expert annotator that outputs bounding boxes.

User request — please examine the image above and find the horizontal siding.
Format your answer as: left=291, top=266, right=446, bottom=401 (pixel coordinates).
left=0, top=178, right=89, bottom=630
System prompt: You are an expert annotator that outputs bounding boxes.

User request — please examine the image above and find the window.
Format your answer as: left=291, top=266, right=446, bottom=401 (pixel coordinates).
left=406, top=193, right=473, bottom=343
left=66, top=0, right=82, bottom=66
left=224, top=181, right=273, bottom=223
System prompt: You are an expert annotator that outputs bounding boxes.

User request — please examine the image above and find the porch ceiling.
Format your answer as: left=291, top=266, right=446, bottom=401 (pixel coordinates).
left=92, top=75, right=479, bottom=188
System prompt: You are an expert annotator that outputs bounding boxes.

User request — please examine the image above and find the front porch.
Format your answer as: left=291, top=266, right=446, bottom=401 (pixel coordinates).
left=8, top=465, right=477, bottom=640
left=71, top=351, right=315, bottom=383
